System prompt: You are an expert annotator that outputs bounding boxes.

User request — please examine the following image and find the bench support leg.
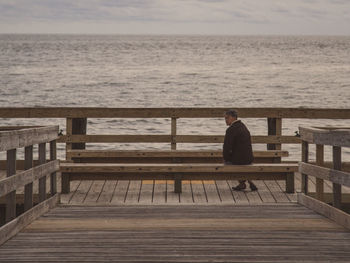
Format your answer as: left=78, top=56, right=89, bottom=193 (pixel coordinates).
left=61, top=173, right=70, bottom=194
left=286, top=172, right=295, bottom=193
left=174, top=178, right=182, bottom=193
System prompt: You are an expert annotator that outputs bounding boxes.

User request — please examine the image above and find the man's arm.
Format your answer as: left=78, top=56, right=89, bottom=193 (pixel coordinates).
left=223, top=128, right=234, bottom=162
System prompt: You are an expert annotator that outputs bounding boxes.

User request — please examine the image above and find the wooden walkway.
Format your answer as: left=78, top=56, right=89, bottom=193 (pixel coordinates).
left=60, top=172, right=350, bottom=205
left=2, top=171, right=350, bottom=205
left=1, top=204, right=349, bottom=262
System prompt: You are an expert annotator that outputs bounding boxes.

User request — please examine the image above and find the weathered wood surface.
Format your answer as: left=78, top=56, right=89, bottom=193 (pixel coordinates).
left=1, top=107, right=350, bottom=118
left=60, top=163, right=298, bottom=173
left=0, top=126, right=58, bottom=151
left=298, top=193, right=350, bottom=230
left=0, top=204, right=349, bottom=262
left=299, top=126, right=350, bottom=147
left=5, top=149, right=16, bottom=223
left=58, top=134, right=301, bottom=144
left=0, top=193, right=59, bottom=246
left=67, top=149, right=289, bottom=158
left=299, top=162, right=350, bottom=187
left=333, top=146, right=342, bottom=208
left=0, top=160, right=59, bottom=197
left=60, top=163, right=297, bottom=193
left=61, top=178, right=298, bottom=205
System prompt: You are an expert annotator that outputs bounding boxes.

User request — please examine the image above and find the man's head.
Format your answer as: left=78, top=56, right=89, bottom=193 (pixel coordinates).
left=224, top=109, right=238, bottom=126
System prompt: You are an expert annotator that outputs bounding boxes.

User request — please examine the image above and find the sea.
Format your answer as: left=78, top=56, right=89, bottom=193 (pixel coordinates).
left=0, top=34, right=349, bottom=160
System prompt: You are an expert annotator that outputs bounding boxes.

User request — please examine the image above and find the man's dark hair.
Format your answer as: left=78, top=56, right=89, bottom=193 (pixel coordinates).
left=225, top=109, right=238, bottom=118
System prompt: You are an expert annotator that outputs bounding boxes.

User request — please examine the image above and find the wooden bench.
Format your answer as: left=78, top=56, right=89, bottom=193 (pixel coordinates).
left=60, top=163, right=297, bottom=194
left=67, top=150, right=289, bottom=163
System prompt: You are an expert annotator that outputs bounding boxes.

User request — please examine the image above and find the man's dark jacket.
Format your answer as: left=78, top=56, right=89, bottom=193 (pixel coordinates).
left=223, top=120, right=254, bottom=164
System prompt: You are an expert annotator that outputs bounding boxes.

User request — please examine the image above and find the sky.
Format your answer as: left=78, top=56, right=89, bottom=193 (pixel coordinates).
left=0, top=0, right=349, bottom=35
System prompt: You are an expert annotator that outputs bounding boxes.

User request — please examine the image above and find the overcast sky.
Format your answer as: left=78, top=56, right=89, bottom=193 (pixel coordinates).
left=0, top=0, right=349, bottom=35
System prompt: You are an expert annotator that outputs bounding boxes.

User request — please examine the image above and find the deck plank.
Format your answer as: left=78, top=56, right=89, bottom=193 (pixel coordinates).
left=264, top=180, right=290, bottom=203
left=139, top=180, right=154, bottom=204
left=191, top=180, right=207, bottom=204
left=227, top=180, right=249, bottom=204
left=97, top=180, right=117, bottom=203
left=1, top=205, right=349, bottom=262
left=84, top=181, right=105, bottom=204
left=152, top=180, right=166, bottom=204
left=125, top=180, right=141, bottom=204
left=60, top=180, right=80, bottom=204
left=69, top=180, right=93, bottom=204
left=179, top=180, right=193, bottom=204
left=166, top=181, right=180, bottom=204
left=253, top=180, right=276, bottom=203
left=215, top=180, right=235, bottom=203
left=203, top=180, right=221, bottom=203
left=110, top=181, right=129, bottom=204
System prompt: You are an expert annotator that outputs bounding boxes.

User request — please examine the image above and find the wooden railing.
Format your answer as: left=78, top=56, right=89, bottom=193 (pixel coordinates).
left=298, top=126, right=350, bottom=229
left=1, top=107, right=350, bottom=161
left=0, top=126, right=60, bottom=245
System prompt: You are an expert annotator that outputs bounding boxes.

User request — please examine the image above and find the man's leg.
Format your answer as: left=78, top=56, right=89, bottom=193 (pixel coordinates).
left=233, top=180, right=258, bottom=191
left=232, top=180, right=246, bottom=191
left=248, top=180, right=258, bottom=191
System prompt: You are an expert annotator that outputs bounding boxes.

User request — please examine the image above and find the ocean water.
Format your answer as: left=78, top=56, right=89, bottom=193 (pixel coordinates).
left=0, top=34, right=349, bottom=160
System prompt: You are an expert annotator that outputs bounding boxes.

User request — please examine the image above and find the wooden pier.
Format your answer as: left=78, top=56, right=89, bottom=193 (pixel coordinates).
left=1, top=204, right=350, bottom=262
left=1, top=108, right=350, bottom=262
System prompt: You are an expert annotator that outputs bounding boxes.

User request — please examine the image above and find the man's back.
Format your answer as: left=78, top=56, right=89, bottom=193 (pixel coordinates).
left=223, top=120, right=254, bottom=165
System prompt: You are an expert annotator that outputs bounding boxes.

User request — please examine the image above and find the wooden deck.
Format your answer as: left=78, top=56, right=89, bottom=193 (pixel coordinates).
left=1, top=204, right=349, bottom=262
left=60, top=172, right=350, bottom=205
left=2, top=171, right=350, bottom=205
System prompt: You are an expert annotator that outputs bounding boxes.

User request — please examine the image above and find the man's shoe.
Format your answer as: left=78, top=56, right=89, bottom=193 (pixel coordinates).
left=232, top=183, right=246, bottom=191
left=249, top=183, right=258, bottom=191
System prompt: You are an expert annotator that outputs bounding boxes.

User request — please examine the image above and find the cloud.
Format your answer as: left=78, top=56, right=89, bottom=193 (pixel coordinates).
left=0, top=0, right=349, bottom=34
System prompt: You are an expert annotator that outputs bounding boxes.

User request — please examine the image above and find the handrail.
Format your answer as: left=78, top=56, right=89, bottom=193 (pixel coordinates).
left=299, top=126, right=350, bottom=208
left=0, top=126, right=58, bottom=151
left=0, top=126, right=60, bottom=245
left=1, top=107, right=350, bottom=118
left=1, top=108, right=349, bottom=160
left=298, top=126, right=350, bottom=230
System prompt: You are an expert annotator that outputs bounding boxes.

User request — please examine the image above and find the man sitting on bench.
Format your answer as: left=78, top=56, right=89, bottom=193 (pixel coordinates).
left=224, top=109, right=258, bottom=191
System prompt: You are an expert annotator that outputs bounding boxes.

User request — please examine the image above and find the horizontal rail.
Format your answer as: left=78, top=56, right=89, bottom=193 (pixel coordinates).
left=1, top=107, right=350, bottom=118
left=58, top=135, right=301, bottom=144
left=0, top=160, right=59, bottom=197
left=60, top=163, right=298, bottom=173
left=0, top=194, right=59, bottom=246
left=68, top=173, right=287, bottom=181
left=0, top=126, right=59, bottom=151
left=298, top=194, right=350, bottom=230
left=66, top=149, right=289, bottom=158
left=299, top=126, right=350, bottom=147
left=0, top=126, right=43, bottom=131
left=299, top=162, right=350, bottom=187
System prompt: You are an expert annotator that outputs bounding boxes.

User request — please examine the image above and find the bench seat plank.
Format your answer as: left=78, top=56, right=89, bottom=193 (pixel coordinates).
left=60, top=163, right=296, bottom=194
left=60, top=163, right=298, bottom=173
left=67, top=150, right=289, bottom=158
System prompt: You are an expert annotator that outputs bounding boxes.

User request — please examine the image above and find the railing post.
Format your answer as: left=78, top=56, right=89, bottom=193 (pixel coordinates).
left=24, top=145, right=33, bottom=211
left=72, top=118, right=87, bottom=150
left=50, top=140, right=57, bottom=195
left=66, top=118, right=73, bottom=161
left=174, top=176, right=182, bottom=193
left=332, top=146, right=342, bottom=209
left=171, top=117, right=177, bottom=150
left=315, top=144, right=324, bottom=201
left=38, top=143, right=46, bottom=203
left=5, top=149, right=16, bottom=223
left=301, top=140, right=309, bottom=194
left=66, top=118, right=87, bottom=160
left=267, top=118, right=282, bottom=155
